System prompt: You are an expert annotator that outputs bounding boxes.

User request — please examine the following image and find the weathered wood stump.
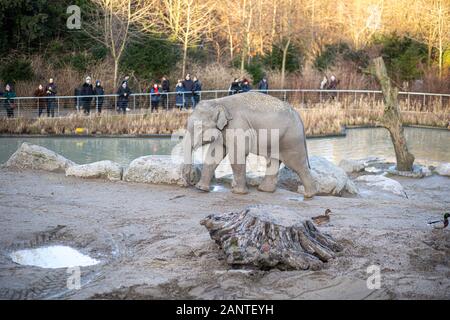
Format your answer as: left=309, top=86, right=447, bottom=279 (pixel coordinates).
left=200, top=205, right=343, bottom=270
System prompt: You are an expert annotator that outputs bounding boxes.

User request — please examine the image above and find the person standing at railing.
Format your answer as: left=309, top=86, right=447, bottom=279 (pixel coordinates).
left=258, top=77, right=269, bottom=94
left=80, top=76, right=94, bottom=115
left=2, top=84, right=16, bottom=118
left=175, top=79, right=185, bottom=110
left=229, top=78, right=241, bottom=95
left=160, top=76, right=170, bottom=109
left=192, top=76, right=202, bottom=108
left=327, top=75, right=339, bottom=100
left=117, top=81, right=131, bottom=114
left=150, top=83, right=160, bottom=112
left=94, top=80, right=104, bottom=113
left=182, top=74, right=195, bottom=109
left=34, top=84, right=46, bottom=117
left=241, top=78, right=252, bottom=92
left=45, top=78, right=57, bottom=117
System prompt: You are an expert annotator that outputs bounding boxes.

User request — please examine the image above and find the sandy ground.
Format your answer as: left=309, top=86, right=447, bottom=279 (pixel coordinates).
left=0, top=168, right=449, bottom=300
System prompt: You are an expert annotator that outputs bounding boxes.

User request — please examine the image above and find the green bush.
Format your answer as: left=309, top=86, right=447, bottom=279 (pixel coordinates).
left=375, top=34, right=427, bottom=82
left=0, top=58, right=34, bottom=84
left=263, top=42, right=303, bottom=73
left=313, top=42, right=369, bottom=72
left=121, top=37, right=181, bottom=80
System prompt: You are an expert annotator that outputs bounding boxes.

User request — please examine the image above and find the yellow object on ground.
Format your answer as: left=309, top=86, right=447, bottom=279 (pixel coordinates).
left=75, top=128, right=86, bottom=134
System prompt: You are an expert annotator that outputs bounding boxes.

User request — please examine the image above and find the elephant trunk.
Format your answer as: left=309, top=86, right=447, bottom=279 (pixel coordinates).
left=182, top=163, right=194, bottom=185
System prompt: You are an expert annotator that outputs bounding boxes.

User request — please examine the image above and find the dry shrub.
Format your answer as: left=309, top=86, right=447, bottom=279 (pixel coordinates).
left=188, top=63, right=252, bottom=90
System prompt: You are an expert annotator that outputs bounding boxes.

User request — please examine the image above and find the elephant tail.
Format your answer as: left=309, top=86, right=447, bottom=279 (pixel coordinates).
left=303, top=132, right=311, bottom=169
left=300, top=117, right=311, bottom=169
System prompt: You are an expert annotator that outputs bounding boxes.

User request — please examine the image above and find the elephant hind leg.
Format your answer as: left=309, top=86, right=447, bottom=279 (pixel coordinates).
left=281, top=153, right=317, bottom=198
left=257, top=158, right=280, bottom=193
left=230, top=163, right=249, bottom=194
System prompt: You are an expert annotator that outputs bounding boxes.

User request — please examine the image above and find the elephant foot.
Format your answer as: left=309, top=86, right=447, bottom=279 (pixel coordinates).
left=298, top=185, right=317, bottom=199
left=232, top=185, right=249, bottom=195
left=195, top=182, right=210, bottom=192
left=257, top=181, right=277, bottom=193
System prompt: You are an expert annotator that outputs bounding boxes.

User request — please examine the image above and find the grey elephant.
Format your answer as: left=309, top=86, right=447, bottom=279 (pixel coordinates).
left=182, top=92, right=317, bottom=198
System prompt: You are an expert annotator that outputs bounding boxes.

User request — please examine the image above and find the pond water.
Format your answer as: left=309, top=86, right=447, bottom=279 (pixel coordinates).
left=0, top=127, right=449, bottom=166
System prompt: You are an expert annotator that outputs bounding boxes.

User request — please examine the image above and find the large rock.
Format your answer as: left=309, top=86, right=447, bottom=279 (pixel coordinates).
left=279, top=156, right=358, bottom=196
left=355, top=175, right=407, bottom=198
left=123, top=155, right=201, bottom=186
left=339, top=157, right=386, bottom=173
left=66, top=160, right=123, bottom=181
left=4, top=142, right=75, bottom=173
left=435, top=163, right=450, bottom=177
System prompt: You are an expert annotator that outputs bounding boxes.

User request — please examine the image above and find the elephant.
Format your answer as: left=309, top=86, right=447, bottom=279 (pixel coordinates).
left=182, top=92, right=318, bottom=198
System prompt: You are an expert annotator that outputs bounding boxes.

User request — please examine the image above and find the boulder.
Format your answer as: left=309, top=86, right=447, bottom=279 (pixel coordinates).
left=66, top=160, right=123, bottom=181
left=123, top=155, right=201, bottom=186
left=435, top=163, right=450, bottom=177
left=339, top=157, right=386, bottom=173
left=355, top=175, right=407, bottom=198
left=4, top=142, right=75, bottom=173
left=279, top=156, right=358, bottom=196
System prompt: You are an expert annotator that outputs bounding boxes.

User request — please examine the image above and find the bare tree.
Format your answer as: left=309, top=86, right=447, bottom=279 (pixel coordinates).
left=85, top=0, right=156, bottom=87
left=159, top=0, right=215, bottom=77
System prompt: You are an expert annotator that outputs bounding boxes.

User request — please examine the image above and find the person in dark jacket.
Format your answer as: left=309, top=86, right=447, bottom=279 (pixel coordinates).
left=150, top=83, right=160, bottom=112
left=175, top=79, right=185, bottom=110
left=94, top=80, right=105, bottom=113
left=2, top=84, right=16, bottom=118
left=258, top=77, right=269, bottom=94
left=192, top=76, right=202, bottom=108
left=327, top=75, right=339, bottom=99
left=80, top=76, right=95, bottom=114
left=160, top=76, right=170, bottom=109
left=182, top=74, right=195, bottom=109
left=241, top=78, right=251, bottom=92
left=229, top=78, right=241, bottom=95
left=45, top=78, right=57, bottom=117
left=117, top=81, right=131, bottom=114
left=34, top=84, right=47, bottom=117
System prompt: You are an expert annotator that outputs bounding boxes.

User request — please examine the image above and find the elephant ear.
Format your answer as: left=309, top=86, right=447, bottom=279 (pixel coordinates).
left=215, top=105, right=233, bottom=130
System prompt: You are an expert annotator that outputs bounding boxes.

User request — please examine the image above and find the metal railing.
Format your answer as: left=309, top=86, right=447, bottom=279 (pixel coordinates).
left=0, top=89, right=449, bottom=119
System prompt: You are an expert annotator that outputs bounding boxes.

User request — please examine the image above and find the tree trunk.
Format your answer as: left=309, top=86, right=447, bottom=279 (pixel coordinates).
left=201, top=205, right=342, bottom=270
left=114, top=59, right=119, bottom=89
left=182, top=42, right=188, bottom=77
left=280, top=38, right=291, bottom=89
left=371, top=57, right=415, bottom=171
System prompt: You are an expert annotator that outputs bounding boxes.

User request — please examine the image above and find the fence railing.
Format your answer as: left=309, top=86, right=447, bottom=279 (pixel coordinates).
left=0, top=89, right=449, bottom=119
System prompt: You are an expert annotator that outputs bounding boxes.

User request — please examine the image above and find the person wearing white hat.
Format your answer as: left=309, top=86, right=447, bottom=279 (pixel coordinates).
left=80, top=76, right=95, bottom=114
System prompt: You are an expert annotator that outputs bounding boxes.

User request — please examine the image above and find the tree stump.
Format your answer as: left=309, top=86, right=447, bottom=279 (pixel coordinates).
left=200, top=205, right=343, bottom=270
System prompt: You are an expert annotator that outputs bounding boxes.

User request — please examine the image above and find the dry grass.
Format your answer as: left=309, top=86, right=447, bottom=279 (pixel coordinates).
left=1, top=100, right=448, bottom=136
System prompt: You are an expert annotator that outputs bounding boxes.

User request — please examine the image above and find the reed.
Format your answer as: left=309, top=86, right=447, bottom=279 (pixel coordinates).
left=1, top=101, right=448, bottom=136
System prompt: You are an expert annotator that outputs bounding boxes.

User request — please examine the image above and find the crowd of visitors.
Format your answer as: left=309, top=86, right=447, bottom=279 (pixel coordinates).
left=0, top=73, right=339, bottom=118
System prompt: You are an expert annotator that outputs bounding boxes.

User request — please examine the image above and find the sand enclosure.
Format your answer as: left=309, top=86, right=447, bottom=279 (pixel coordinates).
left=0, top=168, right=449, bottom=299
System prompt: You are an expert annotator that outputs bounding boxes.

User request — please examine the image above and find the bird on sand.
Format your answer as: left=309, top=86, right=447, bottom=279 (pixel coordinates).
left=312, top=209, right=331, bottom=225
left=427, top=213, right=449, bottom=229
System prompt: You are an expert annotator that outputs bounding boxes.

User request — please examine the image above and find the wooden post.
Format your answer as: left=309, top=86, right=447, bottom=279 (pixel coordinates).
left=371, top=57, right=415, bottom=171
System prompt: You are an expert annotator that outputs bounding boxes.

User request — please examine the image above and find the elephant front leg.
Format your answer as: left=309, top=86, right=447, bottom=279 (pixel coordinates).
left=257, top=158, right=280, bottom=193
left=195, top=143, right=225, bottom=192
left=195, top=163, right=218, bottom=192
left=230, top=163, right=249, bottom=194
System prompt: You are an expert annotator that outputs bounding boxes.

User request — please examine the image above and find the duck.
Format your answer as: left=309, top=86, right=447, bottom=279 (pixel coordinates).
left=427, top=213, right=449, bottom=229
left=312, top=209, right=331, bottom=225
